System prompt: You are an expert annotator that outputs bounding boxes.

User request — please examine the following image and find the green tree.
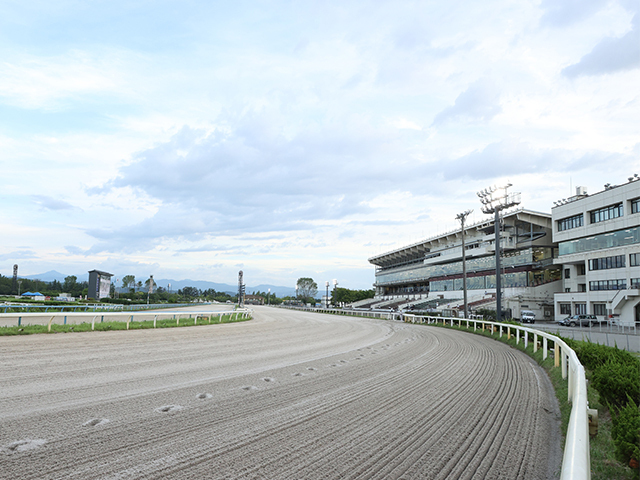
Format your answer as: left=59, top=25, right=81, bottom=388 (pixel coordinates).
left=296, top=277, right=318, bottom=303
left=180, top=286, right=200, bottom=298
left=122, top=275, right=136, bottom=292
left=63, top=276, right=77, bottom=293
left=332, top=287, right=375, bottom=305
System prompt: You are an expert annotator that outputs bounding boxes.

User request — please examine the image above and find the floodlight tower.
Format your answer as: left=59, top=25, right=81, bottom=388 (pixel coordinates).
left=238, top=271, right=245, bottom=308
left=456, top=209, right=473, bottom=319
left=477, top=184, right=521, bottom=322
left=332, top=279, right=338, bottom=307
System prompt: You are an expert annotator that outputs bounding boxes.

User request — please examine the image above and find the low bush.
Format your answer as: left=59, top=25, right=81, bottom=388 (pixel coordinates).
left=591, top=360, right=640, bottom=411
left=569, top=340, right=638, bottom=371
left=611, top=397, right=640, bottom=466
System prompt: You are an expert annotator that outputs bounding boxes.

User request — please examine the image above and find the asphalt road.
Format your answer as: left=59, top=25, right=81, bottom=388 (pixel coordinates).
left=0, top=306, right=561, bottom=479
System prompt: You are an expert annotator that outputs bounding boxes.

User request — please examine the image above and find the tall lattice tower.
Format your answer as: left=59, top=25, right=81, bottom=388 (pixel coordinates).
left=11, top=264, right=18, bottom=295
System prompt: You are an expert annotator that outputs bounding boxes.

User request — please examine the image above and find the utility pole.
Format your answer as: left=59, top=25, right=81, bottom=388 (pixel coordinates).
left=456, top=210, right=473, bottom=319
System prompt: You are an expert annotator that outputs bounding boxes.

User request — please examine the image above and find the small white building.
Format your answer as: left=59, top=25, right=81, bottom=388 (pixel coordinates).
left=551, top=179, right=640, bottom=326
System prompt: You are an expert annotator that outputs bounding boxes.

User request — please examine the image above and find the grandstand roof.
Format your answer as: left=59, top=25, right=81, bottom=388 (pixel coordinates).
left=368, top=208, right=551, bottom=268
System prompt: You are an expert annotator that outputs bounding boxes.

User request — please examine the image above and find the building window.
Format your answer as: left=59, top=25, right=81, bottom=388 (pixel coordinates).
left=564, top=268, right=571, bottom=279
left=560, top=304, right=571, bottom=315
left=593, top=304, right=607, bottom=316
left=557, top=214, right=583, bottom=231
left=589, top=279, right=628, bottom=291
left=578, top=284, right=586, bottom=292
left=578, top=264, right=586, bottom=275
left=590, top=203, right=623, bottom=224
left=588, top=255, right=626, bottom=270
left=632, top=198, right=640, bottom=214
left=575, top=304, right=587, bottom=315
left=559, top=226, right=640, bottom=256
left=631, top=253, right=639, bottom=267
left=565, top=288, right=571, bottom=292
left=631, top=278, right=640, bottom=289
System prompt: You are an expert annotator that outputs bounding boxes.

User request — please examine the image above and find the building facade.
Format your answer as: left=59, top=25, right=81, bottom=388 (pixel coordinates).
left=369, top=209, right=562, bottom=319
left=552, top=180, right=640, bottom=326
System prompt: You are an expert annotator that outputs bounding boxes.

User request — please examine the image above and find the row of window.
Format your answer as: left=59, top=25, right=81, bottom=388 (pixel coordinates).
left=557, top=214, right=583, bottom=232
left=557, top=198, right=640, bottom=232
left=589, top=279, right=627, bottom=291
left=631, top=253, right=639, bottom=267
left=559, top=303, right=607, bottom=316
left=590, top=203, right=624, bottom=223
left=588, top=255, right=626, bottom=270
left=559, top=226, right=640, bottom=256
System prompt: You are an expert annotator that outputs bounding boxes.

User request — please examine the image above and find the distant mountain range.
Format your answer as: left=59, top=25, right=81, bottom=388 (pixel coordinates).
left=20, top=270, right=297, bottom=297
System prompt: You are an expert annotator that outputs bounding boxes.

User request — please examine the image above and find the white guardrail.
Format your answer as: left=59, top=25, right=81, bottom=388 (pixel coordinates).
left=0, top=309, right=252, bottom=331
left=403, top=314, right=590, bottom=480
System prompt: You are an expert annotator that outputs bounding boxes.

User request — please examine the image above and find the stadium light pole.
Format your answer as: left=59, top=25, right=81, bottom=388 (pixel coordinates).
left=325, top=281, right=329, bottom=308
left=456, top=209, right=473, bottom=319
left=477, top=184, right=521, bottom=322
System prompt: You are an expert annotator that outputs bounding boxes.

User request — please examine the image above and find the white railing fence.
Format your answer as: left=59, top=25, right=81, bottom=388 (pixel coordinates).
left=0, top=309, right=253, bottom=331
left=403, top=314, right=590, bottom=480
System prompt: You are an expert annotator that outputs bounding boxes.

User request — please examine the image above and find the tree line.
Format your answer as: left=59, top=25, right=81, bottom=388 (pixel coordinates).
left=0, top=274, right=88, bottom=298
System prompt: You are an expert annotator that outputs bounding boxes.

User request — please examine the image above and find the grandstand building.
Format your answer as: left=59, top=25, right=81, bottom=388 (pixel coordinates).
left=367, top=209, right=562, bottom=319
left=551, top=179, right=640, bottom=326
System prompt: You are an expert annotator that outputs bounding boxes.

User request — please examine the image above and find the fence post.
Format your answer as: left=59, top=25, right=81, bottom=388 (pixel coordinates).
left=533, top=333, right=538, bottom=352
left=554, top=341, right=560, bottom=368
left=561, top=346, right=567, bottom=379
left=127, top=315, right=132, bottom=330
left=543, top=337, right=548, bottom=360
left=154, top=315, right=157, bottom=328
left=524, top=330, right=528, bottom=349
left=18, top=316, right=21, bottom=326
left=48, top=316, right=55, bottom=332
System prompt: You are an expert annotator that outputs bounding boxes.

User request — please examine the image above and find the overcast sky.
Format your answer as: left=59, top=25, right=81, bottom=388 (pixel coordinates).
left=1, top=0, right=639, bottom=290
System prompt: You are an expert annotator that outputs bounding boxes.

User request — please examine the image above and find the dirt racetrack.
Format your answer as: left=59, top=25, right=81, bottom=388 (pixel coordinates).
left=0, top=306, right=562, bottom=479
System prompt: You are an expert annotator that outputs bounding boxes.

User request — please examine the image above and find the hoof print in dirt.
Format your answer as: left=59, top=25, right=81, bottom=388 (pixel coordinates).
left=241, top=385, right=258, bottom=391
left=292, top=372, right=304, bottom=376
left=196, top=393, right=212, bottom=399
left=155, top=405, right=183, bottom=413
left=306, top=367, right=316, bottom=371
left=83, top=418, right=109, bottom=427
left=1, top=439, right=46, bottom=455
left=261, top=377, right=275, bottom=382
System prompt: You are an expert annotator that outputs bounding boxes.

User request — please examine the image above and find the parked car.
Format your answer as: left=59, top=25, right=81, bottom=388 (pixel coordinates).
left=556, top=314, right=602, bottom=327
left=520, top=310, right=536, bottom=324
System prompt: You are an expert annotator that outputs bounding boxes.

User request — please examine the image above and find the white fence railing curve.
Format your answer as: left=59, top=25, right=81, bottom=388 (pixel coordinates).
left=0, top=309, right=252, bottom=331
left=403, top=314, right=590, bottom=480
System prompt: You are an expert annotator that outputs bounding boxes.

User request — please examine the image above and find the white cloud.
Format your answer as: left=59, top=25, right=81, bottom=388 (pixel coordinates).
left=563, top=14, right=640, bottom=77
left=432, top=79, right=502, bottom=126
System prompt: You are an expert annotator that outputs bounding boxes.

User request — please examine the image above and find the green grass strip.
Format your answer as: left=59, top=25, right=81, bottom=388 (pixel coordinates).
left=0, top=313, right=251, bottom=336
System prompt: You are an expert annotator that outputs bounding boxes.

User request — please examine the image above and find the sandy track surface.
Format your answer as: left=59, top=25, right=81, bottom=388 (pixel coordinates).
left=0, top=306, right=561, bottom=479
